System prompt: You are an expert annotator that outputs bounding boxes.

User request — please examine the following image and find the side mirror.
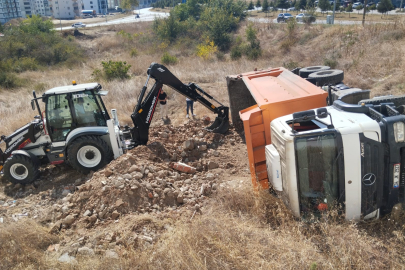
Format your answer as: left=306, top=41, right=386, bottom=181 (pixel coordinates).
left=293, top=110, right=316, bottom=123
left=317, top=108, right=328, bottom=118
left=31, top=100, right=35, bottom=111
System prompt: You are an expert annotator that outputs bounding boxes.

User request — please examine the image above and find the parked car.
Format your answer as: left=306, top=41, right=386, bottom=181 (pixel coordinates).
left=287, top=7, right=296, bottom=11
left=277, top=13, right=294, bottom=23
left=72, top=22, right=86, bottom=28
left=366, top=2, right=375, bottom=7
left=296, top=13, right=316, bottom=23
left=352, top=2, right=363, bottom=8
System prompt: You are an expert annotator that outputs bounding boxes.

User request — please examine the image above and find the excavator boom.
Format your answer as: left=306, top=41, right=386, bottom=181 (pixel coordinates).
left=129, top=63, right=229, bottom=146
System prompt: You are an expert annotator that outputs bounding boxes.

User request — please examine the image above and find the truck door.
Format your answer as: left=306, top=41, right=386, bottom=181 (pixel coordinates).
left=45, top=94, right=74, bottom=142
left=360, top=133, right=384, bottom=218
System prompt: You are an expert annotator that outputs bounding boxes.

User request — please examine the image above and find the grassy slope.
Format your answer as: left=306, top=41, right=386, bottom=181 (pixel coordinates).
left=1, top=19, right=405, bottom=269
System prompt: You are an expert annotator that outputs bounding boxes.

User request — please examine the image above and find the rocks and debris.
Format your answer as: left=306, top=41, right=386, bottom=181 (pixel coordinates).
left=0, top=120, right=249, bottom=258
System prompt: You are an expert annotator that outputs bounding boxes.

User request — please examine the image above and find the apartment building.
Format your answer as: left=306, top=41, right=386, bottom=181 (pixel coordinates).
left=0, top=0, right=21, bottom=23
left=48, top=0, right=81, bottom=19
left=82, top=0, right=107, bottom=14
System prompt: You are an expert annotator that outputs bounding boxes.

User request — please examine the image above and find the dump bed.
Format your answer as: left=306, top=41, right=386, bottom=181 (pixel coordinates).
left=227, top=67, right=328, bottom=189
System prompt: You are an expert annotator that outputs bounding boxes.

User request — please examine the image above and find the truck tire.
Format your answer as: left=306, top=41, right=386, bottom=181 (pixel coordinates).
left=67, top=135, right=113, bottom=174
left=308, top=69, right=344, bottom=86
left=3, top=154, right=40, bottom=184
left=299, top=66, right=330, bottom=78
left=359, top=95, right=405, bottom=107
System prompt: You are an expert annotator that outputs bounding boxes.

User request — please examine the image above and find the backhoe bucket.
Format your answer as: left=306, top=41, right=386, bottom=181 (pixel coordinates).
left=206, top=116, right=229, bottom=134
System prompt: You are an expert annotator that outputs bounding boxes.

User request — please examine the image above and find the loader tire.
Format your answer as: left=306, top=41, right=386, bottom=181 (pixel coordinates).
left=3, top=154, right=40, bottom=184
left=67, top=136, right=113, bottom=174
left=299, top=66, right=330, bottom=78
left=359, top=95, right=405, bottom=107
left=308, top=69, right=344, bottom=86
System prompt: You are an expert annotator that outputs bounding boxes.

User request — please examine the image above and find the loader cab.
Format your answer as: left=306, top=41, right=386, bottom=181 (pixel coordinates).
left=42, top=83, right=110, bottom=142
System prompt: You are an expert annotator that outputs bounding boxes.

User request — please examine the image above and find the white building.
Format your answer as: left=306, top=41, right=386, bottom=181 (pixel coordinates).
left=48, top=0, right=81, bottom=19
left=82, top=0, right=106, bottom=14
left=0, top=0, right=21, bottom=23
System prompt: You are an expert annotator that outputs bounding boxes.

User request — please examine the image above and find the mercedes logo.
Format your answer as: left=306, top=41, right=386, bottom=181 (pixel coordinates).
left=362, top=173, right=376, bottom=186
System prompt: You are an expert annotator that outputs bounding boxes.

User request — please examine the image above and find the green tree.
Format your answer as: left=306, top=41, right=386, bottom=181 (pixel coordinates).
left=256, top=0, right=261, bottom=8
left=248, top=1, right=255, bottom=10
left=346, top=3, right=352, bottom=17
left=370, top=4, right=376, bottom=11
left=318, top=0, right=331, bottom=12
left=277, top=0, right=290, bottom=11
left=296, top=0, right=307, bottom=10
left=377, top=0, right=394, bottom=16
left=262, top=0, right=270, bottom=14
left=120, top=0, right=139, bottom=11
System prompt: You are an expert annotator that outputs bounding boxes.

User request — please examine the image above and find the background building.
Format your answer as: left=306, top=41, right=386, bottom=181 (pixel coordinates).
left=48, top=0, right=81, bottom=19
left=82, top=0, right=106, bottom=14
left=0, top=0, right=21, bottom=23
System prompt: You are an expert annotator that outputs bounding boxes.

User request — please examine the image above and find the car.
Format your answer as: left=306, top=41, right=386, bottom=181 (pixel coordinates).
left=352, top=2, right=363, bottom=8
left=287, top=7, right=296, bottom=11
left=366, top=2, right=375, bottom=7
left=277, top=13, right=294, bottom=23
left=72, top=22, right=86, bottom=28
left=296, top=13, right=316, bottom=23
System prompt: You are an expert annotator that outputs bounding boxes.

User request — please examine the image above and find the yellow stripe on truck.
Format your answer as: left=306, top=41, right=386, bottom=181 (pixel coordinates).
left=211, top=105, right=216, bottom=109
left=0, top=165, right=3, bottom=171
left=138, top=109, right=143, bottom=113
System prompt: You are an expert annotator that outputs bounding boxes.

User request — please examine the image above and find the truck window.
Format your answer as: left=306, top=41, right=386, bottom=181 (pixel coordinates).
left=46, top=94, right=74, bottom=141
left=295, top=133, right=341, bottom=215
left=72, top=90, right=107, bottom=127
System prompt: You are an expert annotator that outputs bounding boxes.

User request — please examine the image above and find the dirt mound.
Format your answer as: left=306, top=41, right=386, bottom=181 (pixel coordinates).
left=53, top=120, right=245, bottom=231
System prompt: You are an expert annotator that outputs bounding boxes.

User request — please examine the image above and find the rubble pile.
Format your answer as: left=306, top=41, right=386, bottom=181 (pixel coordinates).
left=53, top=121, right=245, bottom=230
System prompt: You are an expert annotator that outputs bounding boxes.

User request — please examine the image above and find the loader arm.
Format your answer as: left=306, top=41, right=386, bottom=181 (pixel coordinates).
left=130, top=63, right=229, bottom=146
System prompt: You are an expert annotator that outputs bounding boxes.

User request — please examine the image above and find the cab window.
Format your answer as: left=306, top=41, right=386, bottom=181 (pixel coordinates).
left=72, top=91, right=107, bottom=127
left=46, top=94, right=73, bottom=141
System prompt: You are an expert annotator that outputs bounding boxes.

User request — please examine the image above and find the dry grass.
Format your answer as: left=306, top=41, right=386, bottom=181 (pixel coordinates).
left=2, top=185, right=405, bottom=269
left=2, top=19, right=405, bottom=137
left=0, top=219, right=59, bottom=269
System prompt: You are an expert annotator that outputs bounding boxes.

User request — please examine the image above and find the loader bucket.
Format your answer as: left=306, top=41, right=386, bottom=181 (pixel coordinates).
left=206, top=116, right=229, bottom=134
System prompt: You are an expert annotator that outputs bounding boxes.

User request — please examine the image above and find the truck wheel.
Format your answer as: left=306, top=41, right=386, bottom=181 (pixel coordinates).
left=308, top=69, right=344, bottom=86
left=67, top=136, right=113, bottom=174
left=359, top=95, right=405, bottom=107
left=299, top=66, right=330, bottom=78
left=3, top=154, right=40, bottom=184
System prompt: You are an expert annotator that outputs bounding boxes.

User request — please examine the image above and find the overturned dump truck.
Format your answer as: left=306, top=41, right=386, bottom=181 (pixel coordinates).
left=227, top=66, right=405, bottom=220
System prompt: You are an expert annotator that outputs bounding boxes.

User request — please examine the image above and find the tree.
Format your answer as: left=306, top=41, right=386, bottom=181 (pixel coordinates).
left=277, top=0, right=290, bottom=11
left=262, top=0, right=270, bottom=14
left=346, top=3, right=352, bottom=17
left=256, top=0, right=261, bottom=8
left=318, top=0, right=331, bottom=12
left=355, top=4, right=362, bottom=13
left=296, top=0, right=307, bottom=10
left=120, top=0, right=139, bottom=11
left=377, top=0, right=394, bottom=16
left=370, top=4, right=376, bottom=12
left=248, top=1, right=255, bottom=10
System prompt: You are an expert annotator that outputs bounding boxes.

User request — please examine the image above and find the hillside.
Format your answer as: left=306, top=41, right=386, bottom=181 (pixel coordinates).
left=1, top=16, right=405, bottom=269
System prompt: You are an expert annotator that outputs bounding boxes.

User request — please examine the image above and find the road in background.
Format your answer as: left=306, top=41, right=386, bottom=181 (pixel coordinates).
left=59, top=8, right=168, bottom=30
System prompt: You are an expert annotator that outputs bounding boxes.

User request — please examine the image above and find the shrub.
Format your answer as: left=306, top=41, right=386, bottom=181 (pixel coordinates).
left=216, top=51, right=225, bottom=61
left=161, top=52, right=178, bottom=65
left=230, top=46, right=243, bottom=60
left=130, top=48, right=138, bottom=57
left=0, top=72, right=26, bottom=89
left=92, top=61, right=132, bottom=81
left=324, top=58, right=338, bottom=69
left=196, top=39, right=218, bottom=60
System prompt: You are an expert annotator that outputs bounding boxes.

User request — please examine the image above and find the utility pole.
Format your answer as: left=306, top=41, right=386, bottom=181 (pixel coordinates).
left=362, top=0, right=368, bottom=26
left=58, top=1, right=62, bottom=32
left=332, top=0, right=336, bottom=24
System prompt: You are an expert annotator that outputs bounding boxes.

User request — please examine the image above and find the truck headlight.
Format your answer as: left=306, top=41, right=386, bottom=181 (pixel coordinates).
left=393, top=122, right=405, bottom=142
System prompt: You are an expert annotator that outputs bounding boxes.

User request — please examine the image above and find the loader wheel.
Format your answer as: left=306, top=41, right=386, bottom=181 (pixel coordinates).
left=3, top=154, right=40, bottom=184
left=359, top=95, right=405, bottom=107
left=67, top=136, right=113, bottom=174
left=308, top=69, right=344, bottom=86
left=299, top=66, right=330, bottom=78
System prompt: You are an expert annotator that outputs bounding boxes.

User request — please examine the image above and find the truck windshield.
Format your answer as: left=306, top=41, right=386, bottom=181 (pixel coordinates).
left=295, top=133, right=342, bottom=215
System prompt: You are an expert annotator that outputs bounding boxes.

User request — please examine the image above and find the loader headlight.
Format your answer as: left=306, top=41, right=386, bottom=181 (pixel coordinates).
left=393, top=122, right=405, bottom=142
